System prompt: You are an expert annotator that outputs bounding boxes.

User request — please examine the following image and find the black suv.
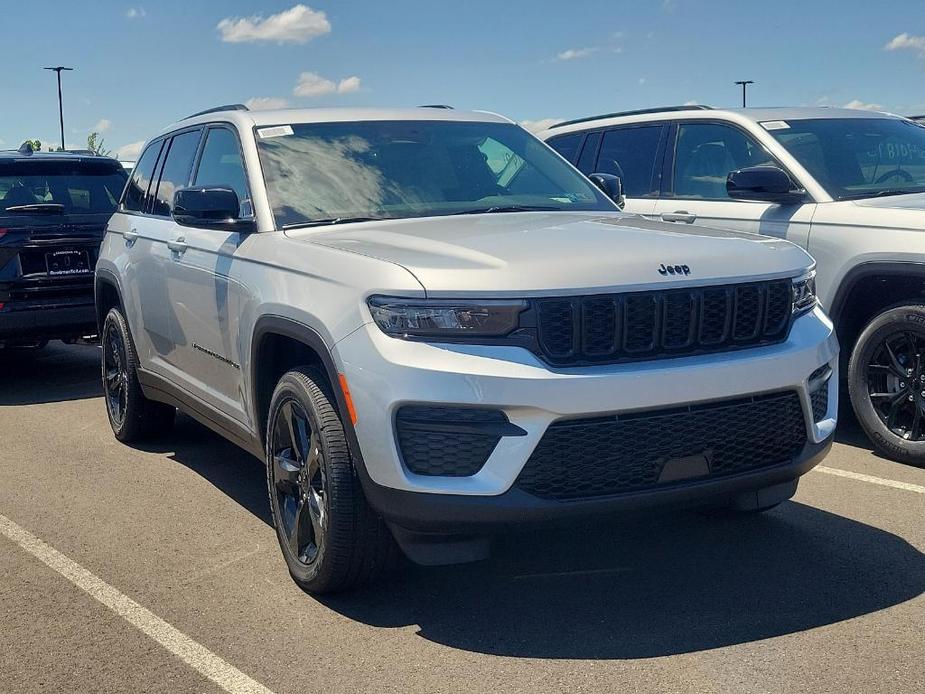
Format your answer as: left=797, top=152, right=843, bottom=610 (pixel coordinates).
left=0, top=146, right=127, bottom=349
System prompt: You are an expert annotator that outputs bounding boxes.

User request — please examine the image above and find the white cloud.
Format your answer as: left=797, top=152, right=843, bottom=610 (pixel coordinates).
left=638, top=77, right=647, bottom=85
left=337, top=75, right=361, bottom=93
left=519, top=118, right=564, bottom=133
left=92, top=118, right=112, bottom=133
left=293, top=72, right=362, bottom=97
left=554, top=47, right=598, bottom=62
left=245, top=97, right=290, bottom=111
left=683, top=100, right=699, bottom=106
left=842, top=99, right=884, bottom=111
left=126, top=7, right=146, bottom=19
left=218, top=4, right=330, bottom=44
left=884, top=32, right=925, bottom=57
left=115, top=140, right=144, bottom=160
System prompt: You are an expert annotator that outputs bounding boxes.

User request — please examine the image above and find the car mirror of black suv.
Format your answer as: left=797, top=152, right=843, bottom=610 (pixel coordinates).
left=172, top=186, right=256, bottom=233
left=726, top=166, right=806, bottom=205
left=589, top=173, right=626, bottom=209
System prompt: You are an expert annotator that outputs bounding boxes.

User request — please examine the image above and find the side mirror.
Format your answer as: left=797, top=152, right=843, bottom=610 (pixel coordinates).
left=589, top=172, right=626, bottom=209
left=726, top=166, right=805, bottom=205
left=172, top=186, right=256, bottom=233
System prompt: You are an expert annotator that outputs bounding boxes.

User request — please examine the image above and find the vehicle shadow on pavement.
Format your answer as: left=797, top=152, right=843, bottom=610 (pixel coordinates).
left=134, top=413, right=273, bottom=526
left=0, top=343, right=102, bottom=405
left=321, top=503, right=925, bottom=659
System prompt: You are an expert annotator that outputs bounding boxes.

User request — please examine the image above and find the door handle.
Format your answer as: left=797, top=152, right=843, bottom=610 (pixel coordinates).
left=661, top=211, right=697, bottom=224
left=123, top=228, right=139, bottom=244
left=167, top=237, right=188, bottom=255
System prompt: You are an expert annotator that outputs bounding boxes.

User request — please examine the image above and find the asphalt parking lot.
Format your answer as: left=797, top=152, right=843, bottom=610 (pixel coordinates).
left=1, top=342, right=923, bottom=694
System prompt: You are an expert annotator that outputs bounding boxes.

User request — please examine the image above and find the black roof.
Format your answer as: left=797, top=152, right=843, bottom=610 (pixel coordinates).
left=548, top=105, right=712, bottom=130
left=0, top=148, right=122, bottom=166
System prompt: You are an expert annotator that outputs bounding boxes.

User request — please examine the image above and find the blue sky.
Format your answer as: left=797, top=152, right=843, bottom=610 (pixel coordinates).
left=3, top=1, right=925, bottom=159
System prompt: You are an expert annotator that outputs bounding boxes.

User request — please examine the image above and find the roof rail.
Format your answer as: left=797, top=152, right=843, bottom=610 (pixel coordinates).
left=182, top=104, right=249, bottom=120
left=549, top=105, right=712, bottom=130
left=419, top=104, right=453, bottom=109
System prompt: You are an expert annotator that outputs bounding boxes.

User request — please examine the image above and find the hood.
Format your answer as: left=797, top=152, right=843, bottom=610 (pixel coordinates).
left=293, top=212, right=812, bottom=297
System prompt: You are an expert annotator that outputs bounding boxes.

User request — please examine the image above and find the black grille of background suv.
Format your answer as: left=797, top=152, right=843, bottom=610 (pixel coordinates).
left=515, top=391, right=808, bottom=500
left=534, top=279, right=792, bottom=365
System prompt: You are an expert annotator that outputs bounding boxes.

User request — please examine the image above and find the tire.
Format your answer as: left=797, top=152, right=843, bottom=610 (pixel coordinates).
left=848, top=304, right=925, bottom=466
left=101, top=307, right=175, bottom=442
left=265, top=366, right=397, bottom=594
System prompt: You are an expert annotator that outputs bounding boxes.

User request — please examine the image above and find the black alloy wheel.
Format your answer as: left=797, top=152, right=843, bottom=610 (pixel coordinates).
left=103, top=319, right=129, bottom=428
left=865, top=329, right=925, bottom=441
left=849, top=304, right=925, bottom=466
left=100, top=307, right=175, bottom=442
left=270, top=399, right=327, bottom=566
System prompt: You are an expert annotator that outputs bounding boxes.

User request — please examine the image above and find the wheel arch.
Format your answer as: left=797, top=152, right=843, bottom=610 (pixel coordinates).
left=828, top=261, right=925, bottom=357
left=249, top=316, right=357, bottom=453
left=94, top=269, right=124, bottom=334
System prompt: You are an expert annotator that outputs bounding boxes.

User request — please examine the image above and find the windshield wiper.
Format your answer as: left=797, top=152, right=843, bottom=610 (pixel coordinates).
left=874, top=188, right=925, bottom=198
left=282, top=216, right=381, bottom=230
left=842, top=188, right=925, bottom=200
left=449, top=205, right=562, bottom=216
left=3, top=203, right=65, bottom=214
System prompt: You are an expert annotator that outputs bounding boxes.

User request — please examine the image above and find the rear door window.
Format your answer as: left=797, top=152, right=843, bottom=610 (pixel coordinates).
left=596, top=125, right=663, bottom=197
left=151, top=130, right=202, bottom=216
left=122, top=142, right=163, bottom=213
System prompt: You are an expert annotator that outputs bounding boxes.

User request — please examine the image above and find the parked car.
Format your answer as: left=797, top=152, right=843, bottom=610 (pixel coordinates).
left=96, top=105, right=837, bottom=592
left=541, top=106, right=925, bottom=465
left=0, top=144, right=127, bottom=351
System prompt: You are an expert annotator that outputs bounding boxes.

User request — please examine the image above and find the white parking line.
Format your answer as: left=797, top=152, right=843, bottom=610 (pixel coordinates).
left=0, top=512, right=277, bottom=694
left=814, top=466, right=925, bottom=494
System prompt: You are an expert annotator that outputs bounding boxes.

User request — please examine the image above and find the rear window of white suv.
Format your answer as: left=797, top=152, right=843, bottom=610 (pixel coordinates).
left=255, top=120, right=613, bottom=228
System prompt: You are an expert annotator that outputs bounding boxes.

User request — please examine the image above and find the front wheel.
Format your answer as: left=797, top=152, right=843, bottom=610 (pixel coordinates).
left=848, top=304, right=925, bottom=466
left=266, top=367, right=397, bottom=594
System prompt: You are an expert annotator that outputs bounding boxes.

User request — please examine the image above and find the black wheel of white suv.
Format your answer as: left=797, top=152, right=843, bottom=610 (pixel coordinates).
left=266, top=367, right=397, bottom=594
left=849, top=304, right=925, bottom=467
left=101, top=307, right=175, bottom=442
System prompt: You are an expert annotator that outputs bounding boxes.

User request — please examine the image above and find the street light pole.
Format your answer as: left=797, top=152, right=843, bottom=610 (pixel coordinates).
left=43, top=66, right=74, bottom=151
left=734, top=80, right=754, bottom=108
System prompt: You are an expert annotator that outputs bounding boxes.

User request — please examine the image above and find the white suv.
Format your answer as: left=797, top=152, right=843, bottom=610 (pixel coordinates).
left=96, top=105, right=837, bottom=592
left=541, top=106, right=925, bottom=464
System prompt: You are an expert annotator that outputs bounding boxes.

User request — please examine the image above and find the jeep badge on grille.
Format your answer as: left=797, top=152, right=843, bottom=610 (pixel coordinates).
left=658, top=263, right=691, bottom=276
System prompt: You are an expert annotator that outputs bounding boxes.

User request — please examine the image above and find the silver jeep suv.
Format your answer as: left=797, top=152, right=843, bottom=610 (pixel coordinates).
left=96, top=105, right=837, bottom=592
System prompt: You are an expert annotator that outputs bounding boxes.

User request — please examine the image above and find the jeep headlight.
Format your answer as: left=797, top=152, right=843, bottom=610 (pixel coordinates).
left=793, top=271, right=817, bottom=314
left=368, top=297, right=525, bottom=338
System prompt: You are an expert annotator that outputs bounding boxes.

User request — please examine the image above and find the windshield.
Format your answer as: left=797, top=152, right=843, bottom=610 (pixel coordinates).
left=768, top=117, right=925, bottom=200
left=0, top=160, right=127, bottom=216
left=255, top=120, right=614, bottom=228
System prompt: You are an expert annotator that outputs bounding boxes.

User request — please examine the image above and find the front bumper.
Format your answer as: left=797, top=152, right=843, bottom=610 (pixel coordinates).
left=335, top=304, right=837, bottom=502
left=362, top=436, right=832, bottom=534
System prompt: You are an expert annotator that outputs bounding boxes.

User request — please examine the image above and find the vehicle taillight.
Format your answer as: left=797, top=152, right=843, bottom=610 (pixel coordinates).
left=0, top=228, right=8, bottom=238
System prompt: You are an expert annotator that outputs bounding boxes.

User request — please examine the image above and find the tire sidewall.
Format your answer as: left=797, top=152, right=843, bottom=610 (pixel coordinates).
left=848, top=305, right=925, bottom=464
left=101, top=308, right=131, bottom=439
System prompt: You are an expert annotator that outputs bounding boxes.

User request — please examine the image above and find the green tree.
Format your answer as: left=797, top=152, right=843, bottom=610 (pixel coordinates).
left=20, top=139, right=41, bottom=152
left=87, top=132, right=112, bottom=157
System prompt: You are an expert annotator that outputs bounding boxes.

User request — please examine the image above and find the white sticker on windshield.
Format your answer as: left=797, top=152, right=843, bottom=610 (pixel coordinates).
left=257, top=125, right=294, bottom=139
left=760, top=120, right=790, bottom=131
